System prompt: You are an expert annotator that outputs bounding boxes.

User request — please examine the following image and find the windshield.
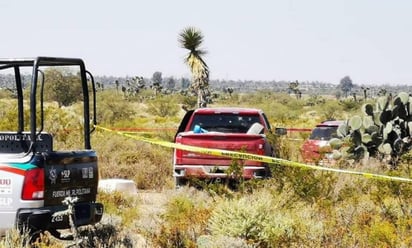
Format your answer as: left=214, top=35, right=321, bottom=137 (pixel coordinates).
left=190, top=114, right=262, bottom=133
left=309, top=126, right=338, bottom=140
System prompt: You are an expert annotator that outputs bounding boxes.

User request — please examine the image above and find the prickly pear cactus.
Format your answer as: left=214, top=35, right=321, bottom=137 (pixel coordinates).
left=330, top=92, right=412, bottom=165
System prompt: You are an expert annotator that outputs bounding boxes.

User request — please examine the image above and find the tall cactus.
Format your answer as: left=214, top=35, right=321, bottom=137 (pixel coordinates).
left=330, top=92, right=412, bottom=166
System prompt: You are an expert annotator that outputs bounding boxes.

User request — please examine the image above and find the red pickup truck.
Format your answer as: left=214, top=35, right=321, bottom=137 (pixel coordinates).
left=173, top=107, right=275, bottom=187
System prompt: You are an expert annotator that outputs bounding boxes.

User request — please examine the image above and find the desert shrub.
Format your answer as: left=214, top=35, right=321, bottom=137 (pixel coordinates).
left=0, top=100, right=19, bottom=130
left=367, top=220, right=397, bottom=247
left=179, top=95, right=197, bottom=110
left=400, top=150, right=412, bottom=173
left=208, top=196, right=275, bottom=245
left=196, top=235, right=252, bottom=248
left=264, top=101, right=297, bottom=123
left=268, top=165, right=338, bottom=204
left=369, top=171, right=412, bottom=226
left=97, top=91, right=137, bottom=125
left=42, top=68, right=83, bottom=107
left=152, top=193, right=212, bottom=248
left=318, top=100, right=343, bottom=121
left=183, top=178, right=237, bottom=198
left=43, top=104, right=87, bottom=149
left=147, top=96, right=179, bottom=117
left=127, top=88, right=154, bottom=101
left=130, top=144, right=174, bottom=189
left=97, top=191, right=139, bottom=227
left=0, top=89, right=13, bottom=99
left=217, top=92, right=240, bottom=105
left=155, top=129, right=177, bottom=143
left=310, top=170, right=412, bottom=247
left=321, top=196, right=375, bottom=247
left=0, top=228, right=35, bottom=248
left=338, top=99, right=362, bottom=111
left=304, top=94, right=326, bottom=106
left=266, top=131, right=295, bottom=160
left=0, top=227, right=64, bottom=248
left=208, top=190, right=324, bottom=247
left=77, top=222, right=135, bottom=248
left=260, top=95, right=305, bottom=125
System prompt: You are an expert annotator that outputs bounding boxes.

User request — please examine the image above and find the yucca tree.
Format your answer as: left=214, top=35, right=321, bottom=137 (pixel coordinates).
left=178, top=27, right=210, bottom=108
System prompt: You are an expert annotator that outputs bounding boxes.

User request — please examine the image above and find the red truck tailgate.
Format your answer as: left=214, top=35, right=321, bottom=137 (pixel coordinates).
left=175, top=132, right=266, bottom=166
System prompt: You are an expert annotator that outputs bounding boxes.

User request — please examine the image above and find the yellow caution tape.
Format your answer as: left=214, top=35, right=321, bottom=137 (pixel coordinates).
left=95, top=125, right=412, bottom=183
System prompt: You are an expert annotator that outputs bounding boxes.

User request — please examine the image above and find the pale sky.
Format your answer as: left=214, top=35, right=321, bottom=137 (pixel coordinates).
left=1, top=0, right=411, bottom=85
